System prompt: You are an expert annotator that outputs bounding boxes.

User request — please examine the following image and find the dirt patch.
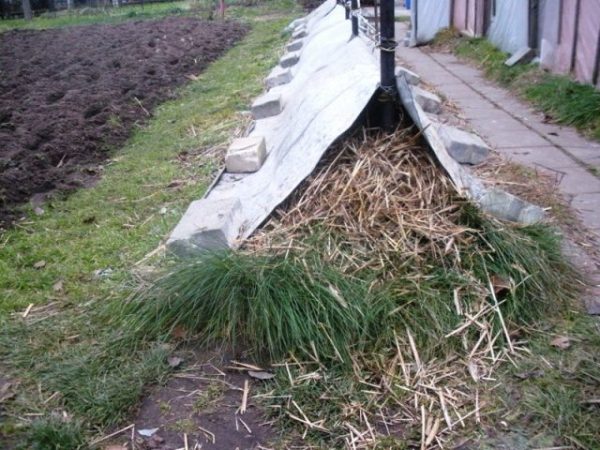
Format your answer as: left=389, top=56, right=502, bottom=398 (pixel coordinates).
left=0, top=17, right=248, bottom=228
left=123, top=353, right=275, bottom=450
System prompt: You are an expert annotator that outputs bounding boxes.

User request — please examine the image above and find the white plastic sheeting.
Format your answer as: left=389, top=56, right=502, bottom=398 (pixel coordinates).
left=167, top=0, right=380, bottom=255
left=486, top=0, right=529, bottom=55
left=410, top=0, right=450, bottom=45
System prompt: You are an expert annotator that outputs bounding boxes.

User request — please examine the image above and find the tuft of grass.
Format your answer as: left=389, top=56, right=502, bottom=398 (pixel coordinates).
left=23, top=417, right=86, bottom=450
left=524, top=74, right=600, bottom=141
left=433, top=29, right=600, bottom=141
left=124, top=251, right=374, bottom=363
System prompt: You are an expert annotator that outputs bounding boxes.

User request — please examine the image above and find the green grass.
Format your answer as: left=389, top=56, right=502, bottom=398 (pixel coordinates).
left=490, top=314, right=600, bottom=448
left=0, top=0, right=291, bottom=32
left=23, top=417, right=87, bottom=450
left=434, top=29, right=600, bottom=141
left=0, top=2, right=299, bottom=446
left=123, top=251, right=375, bottom=362
left=0, top=1, right=193, bottom=31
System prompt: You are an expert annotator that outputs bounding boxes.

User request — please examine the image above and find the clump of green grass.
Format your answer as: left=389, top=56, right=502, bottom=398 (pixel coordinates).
left=23, top=417, right=86, bottom=450
left=124, top=251, right=375, bottom=363
left=433, top=28, right=600, bottom=141
left=524, top=74, right=600, bottom=140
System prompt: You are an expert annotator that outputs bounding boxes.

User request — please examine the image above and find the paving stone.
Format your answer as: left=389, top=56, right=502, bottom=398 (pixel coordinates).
left=292, top=26, right=307, bottom=39
left=571, top=193, right=600, bottom=231
left=556, top=167, right=600, bottom=195
left=395, top=66, right=421, bottom=85
left=265, top=65, right=292, bottom=89
left=437, top=124, right=490, bottom=165
left=286, top=39, right=303, bottom=52
left=167, top=197, right=242, bottom=256
left=481, top=127, right=550, bottom=148
left=225, top=136, right=267, bottom=173
left=251, top=91, right=283, bottom=119
left=500, top=146, right=580, bottom=170
left=412, top=86, right=441, bottom=114
left=280, top=51, right=300, bottom=68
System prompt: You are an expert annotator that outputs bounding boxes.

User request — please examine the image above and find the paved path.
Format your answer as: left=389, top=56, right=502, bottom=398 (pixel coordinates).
left=394, top=23, right=600, bottom=237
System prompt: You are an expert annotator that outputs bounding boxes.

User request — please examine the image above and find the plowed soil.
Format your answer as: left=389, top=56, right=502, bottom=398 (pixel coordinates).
left=0, top=16, right=248, bottom=228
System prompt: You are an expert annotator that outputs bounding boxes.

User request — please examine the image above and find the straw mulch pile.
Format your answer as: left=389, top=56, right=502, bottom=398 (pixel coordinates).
left=247, top=128, right=473, bottom=276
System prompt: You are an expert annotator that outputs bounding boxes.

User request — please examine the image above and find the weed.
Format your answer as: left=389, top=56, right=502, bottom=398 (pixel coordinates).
left=192, top=382, right=224, bottom=413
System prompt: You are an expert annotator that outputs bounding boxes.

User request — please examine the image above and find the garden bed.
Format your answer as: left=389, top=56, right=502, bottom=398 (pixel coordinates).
left=0, top=16, right=247, bottom=227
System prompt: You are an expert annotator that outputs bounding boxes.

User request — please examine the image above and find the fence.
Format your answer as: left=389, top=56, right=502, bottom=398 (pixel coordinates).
left=409, top=0, right=600, bottom=89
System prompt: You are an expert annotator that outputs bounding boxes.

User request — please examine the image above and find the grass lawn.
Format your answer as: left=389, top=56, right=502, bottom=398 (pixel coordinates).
left=433, top=29, right=600, bottom=143
left=0, top=0, right=300, bottom=445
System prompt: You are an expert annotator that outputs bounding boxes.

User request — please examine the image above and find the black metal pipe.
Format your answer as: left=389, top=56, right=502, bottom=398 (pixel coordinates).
left=379, top=0, right=396, bottom=131
left=351, top=0, right=358, bottom=36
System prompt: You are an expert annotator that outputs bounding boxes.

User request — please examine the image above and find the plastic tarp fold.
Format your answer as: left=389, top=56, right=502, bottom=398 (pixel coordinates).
left=486, top=0, right=528, bottom=55
left=411, top=0, right=450, bottom=45
left=167, top=0, right=381, bottom=255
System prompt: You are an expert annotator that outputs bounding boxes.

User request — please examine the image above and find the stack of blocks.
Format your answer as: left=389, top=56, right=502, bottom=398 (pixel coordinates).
left=225, top=18, right=306, bottom=174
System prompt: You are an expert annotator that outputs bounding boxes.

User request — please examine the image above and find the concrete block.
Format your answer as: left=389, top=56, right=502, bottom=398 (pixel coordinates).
left=292, top=26, right=307, bottom=40
left=225, top=136, right=267, bottom=173
left=265, top=65, right=292, bottom=89
left=395, top=66, right=421, bottom=85
left=478, top=189, right=544, bottom=225
left=283, top=18, right=306, bottom=33
left=286, top=39, right=303, bottom=52
left=505, top=47, right=534, bottom=67
left=412, top=86, right=442, bottom=114
left=437, top=124, right=490, bottom=165
left=251, top=91, right=283, bottom=119
left=167, top=198, right=242, bottom=256
left=280, top=51, right=300, bottom=68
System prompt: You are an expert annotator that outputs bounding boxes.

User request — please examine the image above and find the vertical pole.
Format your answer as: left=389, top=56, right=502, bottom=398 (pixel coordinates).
left=351, top=0, right=358, bottom=36
left=345, top=0, right=350, bottom=20
left=379, top=0, right=396, bottom=131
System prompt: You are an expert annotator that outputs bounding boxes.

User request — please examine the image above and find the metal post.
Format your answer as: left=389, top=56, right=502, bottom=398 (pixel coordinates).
left=345, top=0, right=350, bottom=19
left=379, top=0, right=397, bottom=131
left=351, top=0, right=358, bottom=36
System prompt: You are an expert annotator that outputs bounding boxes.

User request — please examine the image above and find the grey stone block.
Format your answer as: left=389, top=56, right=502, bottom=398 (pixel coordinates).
left=251, top=91, right=283, bottom=119
left=395, top=66, right=421, bottom=85
left=505, top=47, right=534, bottom=67
left=225, top=136, right=267, bottom=173
left=478, top=189, right=544, bottom=225
left=412, top=86, right=442, bottom=114
left=286, top=39, right=303, bottom=52
left=292, top=26, right=307, bottom=39
left=280, top=51, right=300, bottom=68
left=265, top=65, right=292, bottom=89
left=283, top=18, right=306, bottom=33
left=437, top=124, right=490, bottom=165
left=167, top=198, right=242, bottom=256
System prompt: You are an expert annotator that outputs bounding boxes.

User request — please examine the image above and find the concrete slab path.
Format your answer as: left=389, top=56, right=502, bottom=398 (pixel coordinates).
left=395, top=23, right=600, bottom=238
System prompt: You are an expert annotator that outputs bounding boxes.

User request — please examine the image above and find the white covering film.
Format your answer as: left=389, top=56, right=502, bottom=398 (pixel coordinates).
left=168, top=0, right=380, bottom=254
left=411, top=0, right=450, bottom=45
left=486, top=0, right=529, bottom=55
